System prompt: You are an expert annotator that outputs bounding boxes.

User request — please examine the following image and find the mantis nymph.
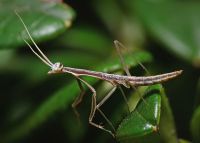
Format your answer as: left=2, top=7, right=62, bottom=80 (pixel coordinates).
left=15, top=11, right=182, bottom=137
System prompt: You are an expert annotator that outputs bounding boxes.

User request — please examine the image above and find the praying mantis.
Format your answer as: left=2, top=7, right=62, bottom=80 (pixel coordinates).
left=15, top=11, right=182, bottom=137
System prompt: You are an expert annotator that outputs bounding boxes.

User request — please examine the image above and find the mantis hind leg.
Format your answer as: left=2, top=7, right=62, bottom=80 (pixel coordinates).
left=114, top=40, right=150, bottom=76
left=114, top=40, right=148, bottom=107
left=114, top=41, right=133, bottom=111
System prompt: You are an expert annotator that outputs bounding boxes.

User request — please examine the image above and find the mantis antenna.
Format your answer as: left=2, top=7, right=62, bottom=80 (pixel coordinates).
left=23, top=38, right=52, bottom=67
left=15, top=11, right=53, bottom=67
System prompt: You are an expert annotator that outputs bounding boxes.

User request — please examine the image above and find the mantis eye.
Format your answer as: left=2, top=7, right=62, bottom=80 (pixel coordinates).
left=51, top=62, right=63, bottom=71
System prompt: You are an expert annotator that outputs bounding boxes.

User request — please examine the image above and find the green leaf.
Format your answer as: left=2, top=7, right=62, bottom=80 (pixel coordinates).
left=190, top=105, right=200, bottom=143
left=93, top=0, right=145, bottom=47
left=134, top=1, right=200, bottom=66
left=178, top=139, right=192, bottom=143
left=0, top=0, right=75, bottom=49
left=2, top=80, right=81, bottom=143
left=116, top=84, right=162, bottom=141
left=116, top=84, right=178, bottom=143
left=55, top=26, right=113, bottom=55
left=92, top=0, right=124, bottom=35
left=159, top=87, right=178, bottom=143
left=2, top=51, right=153, bottom=142
left=98, top=51, right=153, bottom=73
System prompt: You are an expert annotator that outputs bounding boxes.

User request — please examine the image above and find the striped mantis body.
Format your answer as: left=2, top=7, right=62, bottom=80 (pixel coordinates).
left=15, top=11, right=182, bottom=137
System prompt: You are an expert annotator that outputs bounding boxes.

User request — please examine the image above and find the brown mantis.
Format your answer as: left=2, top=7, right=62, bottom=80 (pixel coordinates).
left=15, top=11, right=182, bottom=137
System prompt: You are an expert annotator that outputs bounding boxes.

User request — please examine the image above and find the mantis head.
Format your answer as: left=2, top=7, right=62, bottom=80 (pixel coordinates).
left=48, top=62, right=64, bottom=74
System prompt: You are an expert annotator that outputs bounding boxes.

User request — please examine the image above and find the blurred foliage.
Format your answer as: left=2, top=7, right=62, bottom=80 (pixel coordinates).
left=0, top=0, right=199, bottom=143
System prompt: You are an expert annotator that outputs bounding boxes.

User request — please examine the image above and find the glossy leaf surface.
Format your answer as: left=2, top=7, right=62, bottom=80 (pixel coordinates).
left=116, top=85, right=162, bottom=141
left=0, top=0, right=75, bottom=49
left=134, top=1, right=200, bottom=66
